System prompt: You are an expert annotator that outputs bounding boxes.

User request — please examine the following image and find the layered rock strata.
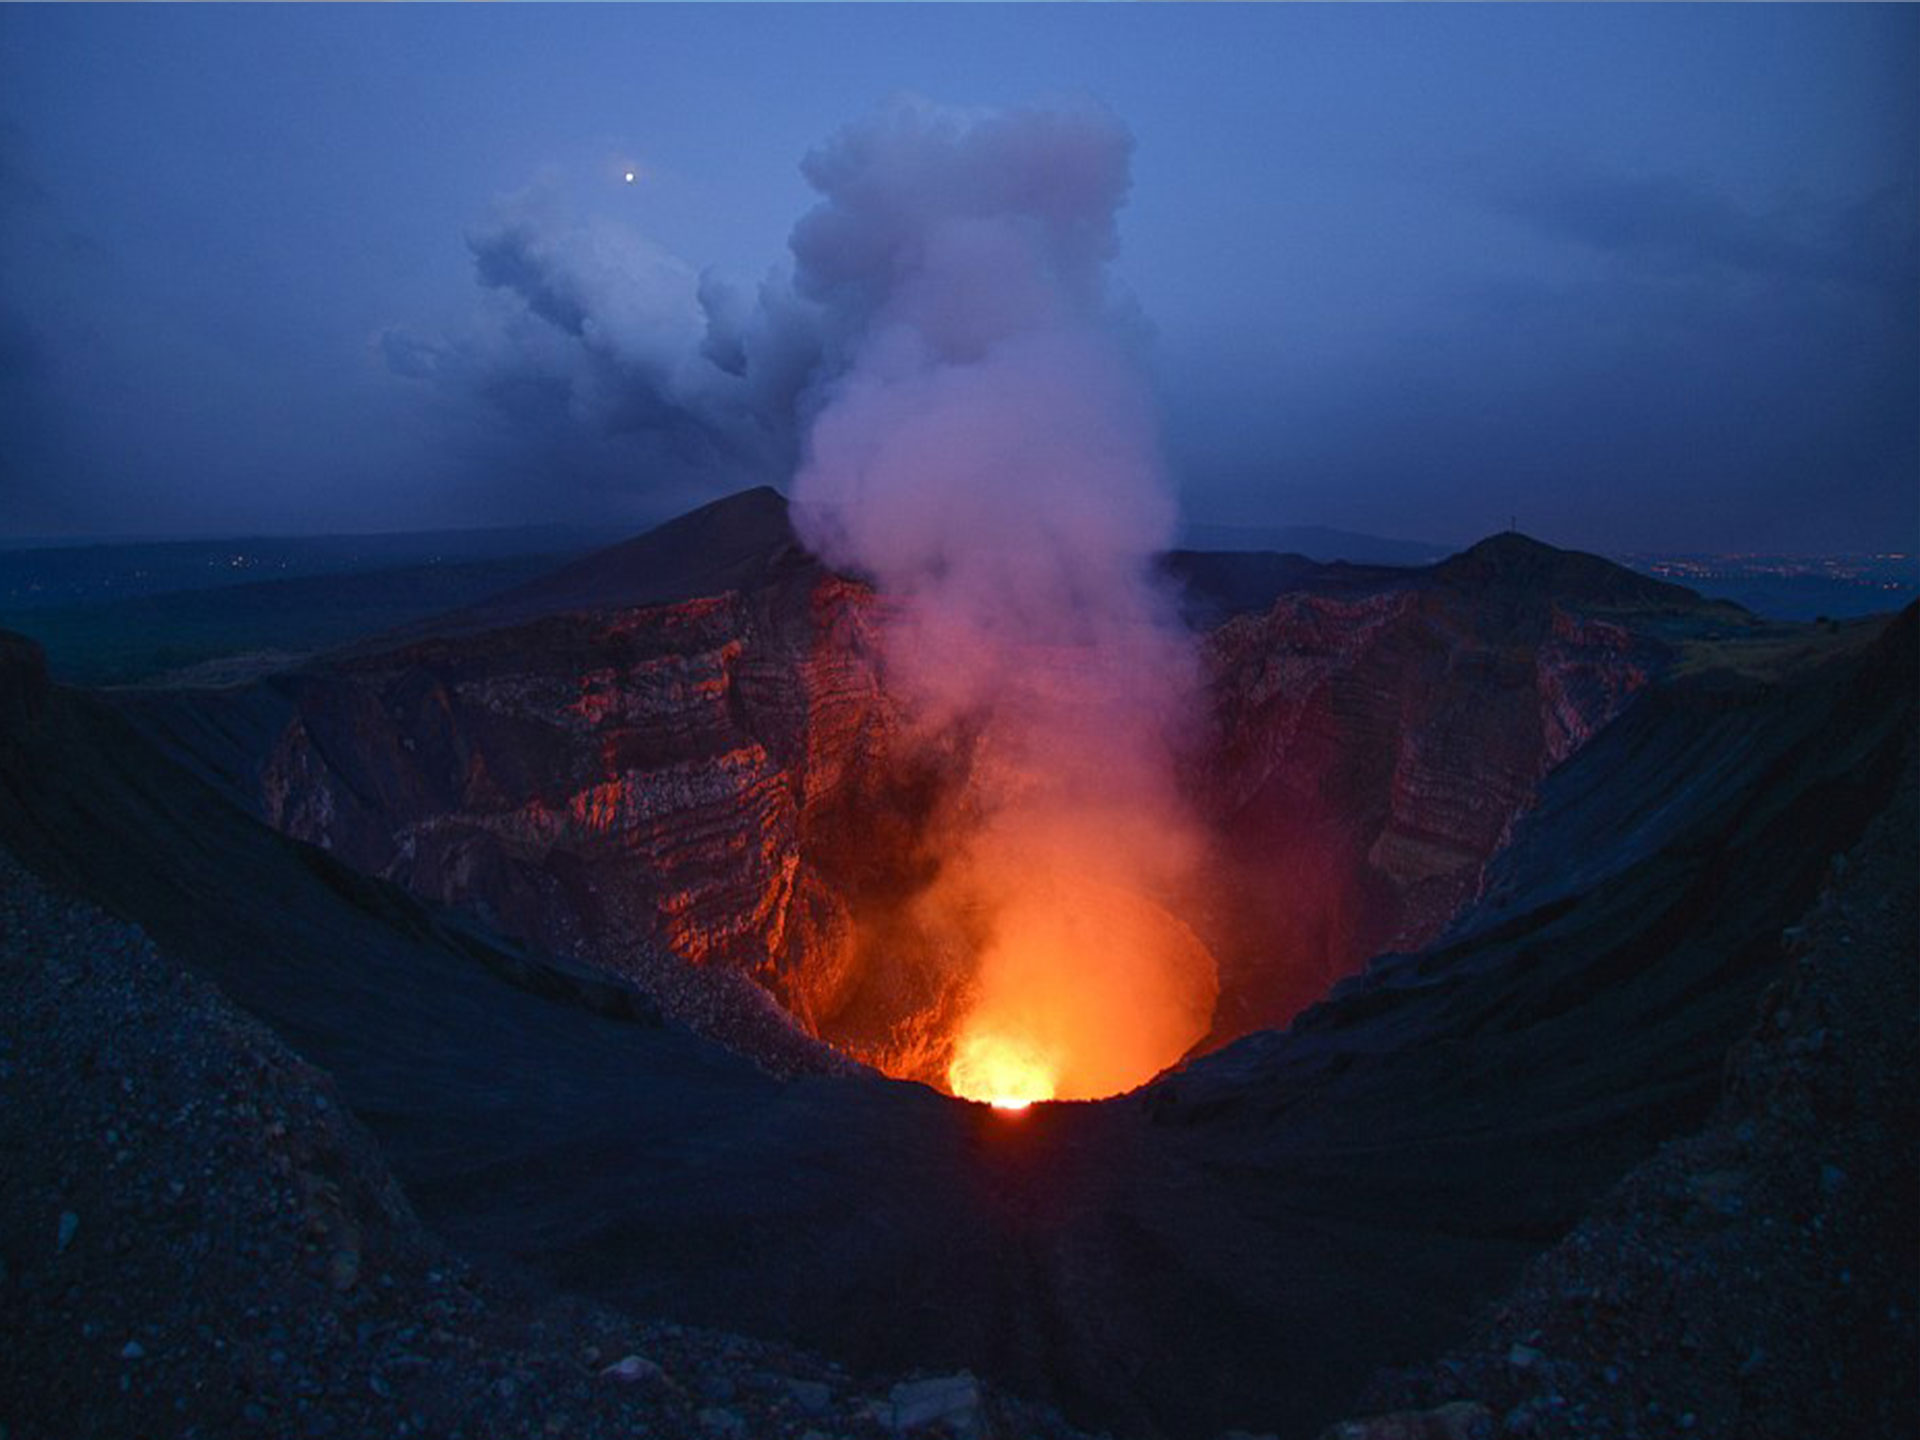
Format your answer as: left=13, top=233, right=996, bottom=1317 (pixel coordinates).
left=126, top=504, right=1706, bottom=1075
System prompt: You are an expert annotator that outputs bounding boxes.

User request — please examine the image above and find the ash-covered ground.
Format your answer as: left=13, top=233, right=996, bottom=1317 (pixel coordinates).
left=4, top=763, right=1913, bottom=1440
left=0, top=845, right=1088, bottom=1440
left=0, top=591, right=1913, bottom=1440
left=1323, top=761, right=1918, bottom=1440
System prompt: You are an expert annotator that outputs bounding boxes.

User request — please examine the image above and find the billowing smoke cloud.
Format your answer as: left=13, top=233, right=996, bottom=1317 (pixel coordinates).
left=789, top=100, right=1216, bottom=1104
left=383, top=100, right=1219, bottom=1100
left=378, top=186, right=822, bottom=519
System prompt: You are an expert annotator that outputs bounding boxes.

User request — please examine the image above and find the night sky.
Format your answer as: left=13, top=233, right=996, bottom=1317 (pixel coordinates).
left=2, top=4, right=1914, bottom=555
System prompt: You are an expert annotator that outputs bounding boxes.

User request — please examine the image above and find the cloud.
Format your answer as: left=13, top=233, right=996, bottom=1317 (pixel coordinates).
left=378, top=188, right=818, bottom=513
left=1489, top=160, right=1918, bottom=297
left=466, top=211, right=705, bottom=372
left=788, top=98, right=1133, bottom=365
left=377, top=100, right=1155, bottom=530
left=375, top=97, right=1218, bottom=1096
left=0, top=138, right=45, bottom=225
left=0, top=303, right=59, bottom=532
left=0, top=124, right=82, bottom=534
left=1313, top=160, right=1913, bottom=549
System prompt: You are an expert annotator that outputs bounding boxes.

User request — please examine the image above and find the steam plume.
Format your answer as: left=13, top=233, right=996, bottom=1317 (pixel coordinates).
left=790, top=99, right=1216, bottom=1103
left=378, top=189, right=820, bottom=516
left=383, top=99, right=1220, bottom=1098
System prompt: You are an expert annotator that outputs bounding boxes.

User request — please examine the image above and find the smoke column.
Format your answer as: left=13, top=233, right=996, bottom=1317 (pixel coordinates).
left=790, top=99, right=1217, bottom=1105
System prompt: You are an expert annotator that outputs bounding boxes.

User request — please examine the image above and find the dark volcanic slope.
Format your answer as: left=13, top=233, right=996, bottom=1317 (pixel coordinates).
left=1341, top=749, right=1918, bottom=1440
left=0, top=842, right=1092, bottom=1440
left=436, top=485, right=807, bottom=633
left=112, top=488, right=882, bottom=1072
left=1, top=585, right=1911, bottom=1440
left=1159, top=548, right=1415, bottom=628
left=1162, top=528, right=1706, bottom=631
left=1189, top=530, right=1736, bottom=1035
left=117, top=498, right=1744, bottom=1080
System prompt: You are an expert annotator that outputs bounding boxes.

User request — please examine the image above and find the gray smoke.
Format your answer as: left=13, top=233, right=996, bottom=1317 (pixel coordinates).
left=377, top=186, right=816, bottom=511
left=787, top=99, right=1214, bottom=1102
left=382, top=96, right=1216, bottom=1096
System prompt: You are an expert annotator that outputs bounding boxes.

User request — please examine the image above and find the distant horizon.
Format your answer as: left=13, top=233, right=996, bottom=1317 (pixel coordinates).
left=1, top=480, right=1914, bottom=565
left=3, top=6, right=1913, bottom=556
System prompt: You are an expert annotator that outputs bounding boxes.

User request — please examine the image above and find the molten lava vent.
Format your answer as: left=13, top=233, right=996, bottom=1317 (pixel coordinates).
left=942, top=873, right=1218, bottom=1107
left=777, top=101, right=1215, bottom=1107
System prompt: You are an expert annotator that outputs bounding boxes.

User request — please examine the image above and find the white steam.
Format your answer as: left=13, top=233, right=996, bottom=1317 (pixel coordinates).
left=385, top=98, right=1220, bottom=1096
left=789, top=99, right=1214, bottom=1102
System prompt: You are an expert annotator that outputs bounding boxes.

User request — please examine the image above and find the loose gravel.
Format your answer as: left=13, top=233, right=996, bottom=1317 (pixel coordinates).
left=1324, top=760, right=1917, bottom=1440
left=0, top=845, right=1092, bottom=1440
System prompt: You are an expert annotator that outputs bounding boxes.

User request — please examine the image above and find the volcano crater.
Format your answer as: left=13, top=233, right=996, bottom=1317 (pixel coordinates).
left=33, top=489, right=1907, bottom=1440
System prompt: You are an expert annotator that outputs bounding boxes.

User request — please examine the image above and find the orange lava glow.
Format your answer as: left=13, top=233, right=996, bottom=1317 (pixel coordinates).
left=939, top=869, right=1218, bottom=1105
left=947, top=1031, right=1057, bottom=1110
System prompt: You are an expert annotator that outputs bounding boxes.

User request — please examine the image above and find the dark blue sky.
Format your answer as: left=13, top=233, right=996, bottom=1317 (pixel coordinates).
left=2, top=4, right=1914, bottom=554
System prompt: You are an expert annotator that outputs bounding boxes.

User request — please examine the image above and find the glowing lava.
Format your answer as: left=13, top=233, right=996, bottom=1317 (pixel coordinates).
left=947, top=1031, right=1056, bottom=1110
left=939, top=870, right=1219, bottom=1106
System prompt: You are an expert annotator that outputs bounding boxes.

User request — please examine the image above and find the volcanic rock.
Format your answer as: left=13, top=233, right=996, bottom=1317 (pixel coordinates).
left=889, top=1371, right=989, bottom=1437
left=1192, top=565, right=1675, bottom=1033
left=124, top=493, right=900, bottom=1073
left=2, top=497, right=1909, bottom=1440
left=1336, top=706, right=1918, bottom=1440
left=119, top=491, right=1738, bottom=1075
left=0, top=629, right=50, bottom=734
left=1314, top=1401, right=1493, bottom=1440
left=0, top=844, right=1095, bottom=1440
left=601, top=1353, right=666, bottom=1385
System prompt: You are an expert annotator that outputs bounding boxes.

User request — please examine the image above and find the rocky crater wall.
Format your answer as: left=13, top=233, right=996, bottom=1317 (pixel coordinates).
left=126, top=533, right=1674, bottom=1076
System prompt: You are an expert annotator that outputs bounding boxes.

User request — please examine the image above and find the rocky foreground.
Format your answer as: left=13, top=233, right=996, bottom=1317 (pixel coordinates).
left=3, top=758, right=1913, bottom=1440
left=0, top=844, right=1088, bottom=1440
left=1323, top=759, right=1918, bottom=1440
left=0, top=577, right=1911, bottom=1440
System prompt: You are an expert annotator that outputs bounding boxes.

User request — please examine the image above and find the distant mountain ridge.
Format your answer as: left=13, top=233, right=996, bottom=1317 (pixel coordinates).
left=0, top=524, right=622, bottom=610
left=1180, top=520, right=1453, bottom=567
left=1433, top=530, right=1709, bottom=610
left=464, top=486, right=804, bottom=624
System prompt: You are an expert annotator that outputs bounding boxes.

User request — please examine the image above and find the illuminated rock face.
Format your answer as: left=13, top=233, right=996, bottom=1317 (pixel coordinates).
left=235, top=564, right=904, bottom=1070
left=132, top=512, right=1672, bottom=1084
left=1193, top=577, right=1659, bottom=1037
